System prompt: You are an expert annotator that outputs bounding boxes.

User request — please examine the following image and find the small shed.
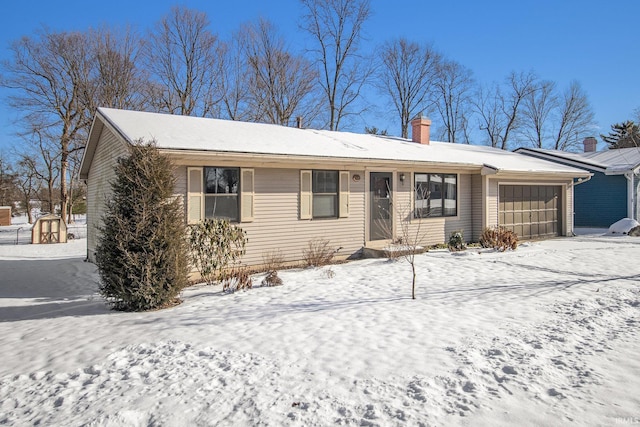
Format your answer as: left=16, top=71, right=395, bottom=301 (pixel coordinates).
left=0, top=206, right=10, bottom=226
left=32, top=214, right=67, bottom=244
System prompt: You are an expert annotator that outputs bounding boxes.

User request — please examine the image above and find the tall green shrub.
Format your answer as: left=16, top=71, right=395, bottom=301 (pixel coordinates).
left=188, top=218, right=247, bottom=285
left=95, top=141, right=189, bottom=311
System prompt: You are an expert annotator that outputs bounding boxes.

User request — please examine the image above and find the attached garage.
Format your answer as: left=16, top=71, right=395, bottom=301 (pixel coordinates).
left=499, top=185, right=562, bottom=240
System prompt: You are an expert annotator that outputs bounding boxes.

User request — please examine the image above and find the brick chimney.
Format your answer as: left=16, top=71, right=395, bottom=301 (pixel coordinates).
left=411, top=115, right=431, bottom=145
left=583, top=136, right=597, bottom=153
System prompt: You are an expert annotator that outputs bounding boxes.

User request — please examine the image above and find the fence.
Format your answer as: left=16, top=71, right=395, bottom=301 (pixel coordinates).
left=0, top=222, right=87, bottom=245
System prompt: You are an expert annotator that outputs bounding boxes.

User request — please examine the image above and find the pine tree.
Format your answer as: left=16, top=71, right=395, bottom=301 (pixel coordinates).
left=600, top=121, right=640, bottom=149
left=95, top=141, right=189, bottom=311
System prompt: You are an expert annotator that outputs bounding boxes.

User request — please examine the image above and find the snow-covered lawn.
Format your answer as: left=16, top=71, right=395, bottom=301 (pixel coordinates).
left=1, top=226, right=639, bottom=426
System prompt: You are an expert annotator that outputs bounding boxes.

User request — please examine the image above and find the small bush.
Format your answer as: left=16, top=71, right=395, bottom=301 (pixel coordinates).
left=303, top=238, right=339, bottom=267
left=428, top=243, right=449, bottom=250
left=222, top=267, right=253, bottom=292
left=261, top=270, right=283, bottom=287
left=260, top=250, right=285, bottom=286
left=480, top=226, right=518, bottom=251
left=188, top=219, right=247, bottom=285
left=448, top=230, right=466, bottom=252
left=323, top=267, right=336, bottom=279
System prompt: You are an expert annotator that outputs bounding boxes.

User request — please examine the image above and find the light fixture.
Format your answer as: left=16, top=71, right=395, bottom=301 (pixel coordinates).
left=399, top=173, right=405, bottom=183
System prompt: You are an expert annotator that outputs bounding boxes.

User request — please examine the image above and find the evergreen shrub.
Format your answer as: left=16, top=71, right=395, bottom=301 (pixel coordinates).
left=95, top=141, right=189, bottom=311
left=448, top=230, right=466, bottom=252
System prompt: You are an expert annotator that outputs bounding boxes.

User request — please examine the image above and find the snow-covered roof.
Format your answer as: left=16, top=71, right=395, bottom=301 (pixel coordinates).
left=87, top=108, right=589, bottom=177
left=516, top=146, right=640, bottom=175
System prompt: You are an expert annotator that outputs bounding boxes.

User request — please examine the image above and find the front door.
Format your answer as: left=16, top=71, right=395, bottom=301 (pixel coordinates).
left=370, top=172, right=393, bottom=241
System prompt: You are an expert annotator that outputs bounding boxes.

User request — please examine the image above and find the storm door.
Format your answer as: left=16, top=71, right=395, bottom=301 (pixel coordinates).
left=370, top=172, right=393, bottom=241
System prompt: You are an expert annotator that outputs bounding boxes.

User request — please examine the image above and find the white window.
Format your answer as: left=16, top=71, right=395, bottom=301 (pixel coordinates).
left=204, top=167, right=239, bottom=221
left=300, top=170, right=350, bottom=219
left=187, top=167, right=254, bottom=223
left=414, top=173, right=457, bottom=218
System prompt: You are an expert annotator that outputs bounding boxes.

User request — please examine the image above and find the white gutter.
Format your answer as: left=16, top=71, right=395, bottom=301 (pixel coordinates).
left=481, top=164, right=498, bottom=175
left=624, top=167, right=640, bottom=221
left=568, top=174, right=593, bottom=236
left=568, top=174, right=592, bottom=188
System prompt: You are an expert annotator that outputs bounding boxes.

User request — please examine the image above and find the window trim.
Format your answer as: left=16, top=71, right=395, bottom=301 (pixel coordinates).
left=300, top=169, right=350, bottom=220
left=187, top=166, right=254, bottom=224
left=203, top=166, right=240, bottom=222
left=414, top=172, right=458, bottom=219
left=312, top=170, right=339, bottom=219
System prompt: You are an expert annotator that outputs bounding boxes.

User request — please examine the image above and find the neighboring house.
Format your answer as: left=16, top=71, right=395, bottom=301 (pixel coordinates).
left=0, top=206, right=10, bottom=226
left=80, top=108, right=590, bottom=267
left=516, top=138, right=640, bottom=228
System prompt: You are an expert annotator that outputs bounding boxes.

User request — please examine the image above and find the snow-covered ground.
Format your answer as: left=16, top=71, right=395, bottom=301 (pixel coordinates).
left=1, top=221, right=639, bottom=426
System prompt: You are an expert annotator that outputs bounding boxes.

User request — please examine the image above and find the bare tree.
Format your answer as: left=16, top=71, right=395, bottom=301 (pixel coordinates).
left=240, top=18, right=320, bottom=126
left=551, top=81, right=595, bottom=150
left=396, top=189, right=428, bottom=300
left=0, top=154, right=18, bottom=208
left=377, top=38, right=440, bottom=138
left=474, top=71, right=538, bottom=149
left=432, top=59, right=474, bottom=143
left=519, top=79, right=595, bottom=150
left=474, top=83, right=503, bottom=148
left=219, top=35, right=252, bottom=121
left=145, top=6, right=224, bottom=117
left=87, top=26, right=148, bottom=111
left=15, top=154, right=42, bottom=223
left=300, top=0, right=372, bottom=130
left=521, top=80, right=557, bottom=148
left=378, top=181, right=430, bottom=300
left=1, top=29, right=94, bottom=222
left=20, top=131, right=61, bottom=215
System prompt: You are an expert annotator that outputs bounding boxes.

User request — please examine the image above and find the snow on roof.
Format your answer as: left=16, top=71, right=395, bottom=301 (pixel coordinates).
left=517, top=146, right=640, bottom=175
left=98, top=108, right=588, bottom=175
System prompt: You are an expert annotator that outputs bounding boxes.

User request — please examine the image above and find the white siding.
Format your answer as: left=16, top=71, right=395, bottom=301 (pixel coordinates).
left=243, top=168, right=366, bottom=265
left=566, top=183, right=574, bottom=235
left=488, top=178, right=499, bottom=228
left=471, top=174, right=483, bottom=241
left=86, top=128, right=129, bottom=261
left=174, top=167, right=367, bottom=267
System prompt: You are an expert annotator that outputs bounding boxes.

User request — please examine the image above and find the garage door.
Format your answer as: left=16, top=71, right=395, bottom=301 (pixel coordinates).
left=499, top=185, right=561, bottom=239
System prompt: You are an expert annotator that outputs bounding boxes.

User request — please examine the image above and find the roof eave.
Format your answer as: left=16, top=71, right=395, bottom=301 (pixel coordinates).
left=79, top=113, right=105, bottom=180
left=515, top=147, right=607, bottom=173
left=159, top=147, right=484, bottom=170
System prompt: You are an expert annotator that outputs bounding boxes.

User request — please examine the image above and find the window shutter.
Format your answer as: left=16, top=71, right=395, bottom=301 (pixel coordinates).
left=187, top=167, right=203, bottom=224
left=240, top=168, right=254, bottom=222
left=300, top=170, right=312, bottom=220
left=339, top=171, right=350, bottom=218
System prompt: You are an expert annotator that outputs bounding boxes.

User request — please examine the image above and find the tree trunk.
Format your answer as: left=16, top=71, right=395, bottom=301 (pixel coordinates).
left=411, top=262, right=416, bottom=300
left=60, top=140, right=69, bottom=225
left=67, top=182, right=74, bottom=224
left=24, top=198, right=33, bottom=223
left=47, top=179, right=54, bottom=214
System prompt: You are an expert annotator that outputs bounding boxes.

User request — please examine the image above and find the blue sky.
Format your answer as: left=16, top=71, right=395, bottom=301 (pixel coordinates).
left=1, top=0, right=638, bottom=154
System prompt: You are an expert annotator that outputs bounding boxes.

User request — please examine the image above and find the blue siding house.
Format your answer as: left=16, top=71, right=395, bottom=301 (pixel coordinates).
left=516, top=139, right=640, bottom=228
